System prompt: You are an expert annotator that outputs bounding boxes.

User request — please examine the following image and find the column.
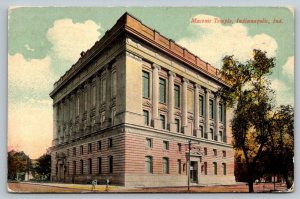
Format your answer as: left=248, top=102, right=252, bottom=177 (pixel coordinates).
left=182, top=78, right=189, bottom=134
left=78, top=87, right=84, bottom=135
left=95, top=73, right=101, bottom=130
left=194, top=84, right=200, bottom=137
left=52, top=104, right=58, bottom=146
left=168, top=71, right=175, bottom=131
left=86, top=82, right=91, bottom=134
left=103, top=66, right=111, bottom=127
left=61, top=100, right=65, bottom=142
left=215, top=96, right=220, bottom=141
left=152, top=63, right=161, bottom=128
left=205, top=89, right=210, bottom=139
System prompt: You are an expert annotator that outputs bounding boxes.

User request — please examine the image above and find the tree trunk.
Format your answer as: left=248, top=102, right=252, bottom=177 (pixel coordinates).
left=247, top=164, right=255, bottom=193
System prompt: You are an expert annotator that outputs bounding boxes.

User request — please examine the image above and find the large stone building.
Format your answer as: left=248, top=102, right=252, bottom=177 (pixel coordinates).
left=49, top=13, right=235, bottom=187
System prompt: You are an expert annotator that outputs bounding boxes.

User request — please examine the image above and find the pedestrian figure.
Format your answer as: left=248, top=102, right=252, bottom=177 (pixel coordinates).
left=91, top=179, right=97, bottom=191
left=105, top=178, right=110, bottom=192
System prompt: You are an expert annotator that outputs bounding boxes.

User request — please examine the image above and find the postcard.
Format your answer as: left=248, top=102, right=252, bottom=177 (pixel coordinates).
left=7, top=7, right=294, bottom=193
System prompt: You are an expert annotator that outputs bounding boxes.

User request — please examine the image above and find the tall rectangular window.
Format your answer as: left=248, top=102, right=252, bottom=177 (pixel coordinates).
left=163, top=157, right=169, bottom=174
left=98, top=157, right=102, bottom=174
left=88, top=143, right=92, bottom=154
left=109, top=156, right=113, bottom=174
left=97, top=141, right=101, bottom=151
left=92, top=85, right=96, bottom=107
left=159, top=78, right=166, bottom=103
left=209, top=99, right=214, bottom=119
left=163, top=141, right=169, bottom=150
left=175, top=119, right=180, bottom=133
left=199, top=95, right=204, bottom=116
left=146, top=138, right=152, bottom=148
left=178, top=159, right=182, bottom=174
left=112, top=72, right=117, bottom=97
left=80, top=145, right=83, bottom=155
left=142, top=71, right=150, bottom=98
left=219, top=103, right=224, bottom=122
left=102, top=79, right=106, bottom=102
left=178, top=143, right=182, bottom=152
left=73, top=161, right=76, bottom=175
left=213, top=162, right=217, bottom=175
left=88, top=158, right=92, bottom=174
left=160, top=114, right=166, bottom=129
left=80, top=160, right=84, bottom=174
left=222, top=163, right=227, bottom=175
left=174, top=85, right=180, bottom=108
left=108, top=138, right=113, bottom=148
left=73, top=147, right=76, bottom=157
left=143, top=110, right=149, bottom=126
left=204, top=147, right=207, bottom=155
left=200, top=126, right=204, bottom=138
left=145, top=156, right=153, bottom=174
left=204, top=162, right=207, bottom=175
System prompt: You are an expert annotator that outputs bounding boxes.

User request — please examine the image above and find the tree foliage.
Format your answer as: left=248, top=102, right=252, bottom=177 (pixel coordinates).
left=7, top=150, right=31, bottom=181
left=219, top=49, right=276, bottom=192
left=35, top=153, right=51, bottom=181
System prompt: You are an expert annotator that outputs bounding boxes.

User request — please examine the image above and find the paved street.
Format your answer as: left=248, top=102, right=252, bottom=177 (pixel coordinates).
left=8, top=182, right=289, bottom=193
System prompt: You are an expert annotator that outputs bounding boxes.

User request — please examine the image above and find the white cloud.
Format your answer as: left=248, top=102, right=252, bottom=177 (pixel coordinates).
left=178, top=14, right=278, bottom=68
left=8, top=102, right=53, bottom=159
left=282, top=56, right=294, bottom=79
left=47, top=18, right=101, bottom=63
left=8, top=53, right=53, bottom=90
left=270, top=79, right=294, bottom=106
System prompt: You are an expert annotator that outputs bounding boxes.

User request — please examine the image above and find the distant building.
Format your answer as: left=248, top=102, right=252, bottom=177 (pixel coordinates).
left=49, top=13, right=235, bottom=187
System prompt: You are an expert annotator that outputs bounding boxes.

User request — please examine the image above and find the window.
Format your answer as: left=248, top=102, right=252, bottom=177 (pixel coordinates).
left=73, top=161, right=76, bottom=175
left=67, top=162, right=70, bottom=175
left=163, top=157, right=169, bottom=174
left=178, top=143, right=182, bottom=152
left=80, top=160, right=84, bottom=174
left=112, top=72, right=117, bottom=97
left=222, top=163, right=227, bottom=175
left=204, top=162, right=208, bottom=175
left=219, top=103, right=224, bottom=122
left=200, top=126, right=204, bottom=138
left=219, top=131, right=223, bottom=142
left=160, top=114, right=166, bottom=129
left=145, top=156, right=153, bottom=174
left=178, top=159, right=182, bottom=174
left=163, top=141, right=169, bottom=150
left=146, top=138, right=153, bottom=148
left=210, top=128, right=214, bottom=140
left=204, top=147, right=207, bottom=155
left=67, top=149, right=69, bottom=156
left=213, top=162, right=217, bottom=175
left=209, top=99, right=214, bottom=119
left=84, top=91, right=88, bottom=111
left=175, top=119, right=180, bottom=133
left=98, top=157, right=102, bottom=174
left=97, top=141, right=102, bottom=151
left=174, top=85, right=180, bottom=108
left=159, top=78, right=166, bottom=103
left=80, top=145, right=83, bottom=155
left=92, top=85, right=96, bottom=106
left=222, top=150, right=226, bottom=158
left=213, top=149, right=217, bottom=156
left=143, top=110, right=149, bottom=126
left=108, top=138, right=113, bottom=148
left=142, top=71, right=150, bottom=98
left=88, top=158, right=92, bottom=174
left=88, top=143, right=92, bottom=154
left=73, top=147, right=76, bottom=156
left=76, top=96, right=80, bottom=116
left=102, top=79, right=106, bottom=102
left=199, top=95, right=204, bottom=116
left=109, top=156, right=113, bottom=173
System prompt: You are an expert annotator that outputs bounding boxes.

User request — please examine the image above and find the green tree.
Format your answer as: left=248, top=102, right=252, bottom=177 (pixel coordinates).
left=219, top=49, right=275, bottom=192
left=35, top=153, right=51, bottom=181
left=267, top=105, right=294, bottom=189
left=7, top=150, right=31, bottom=181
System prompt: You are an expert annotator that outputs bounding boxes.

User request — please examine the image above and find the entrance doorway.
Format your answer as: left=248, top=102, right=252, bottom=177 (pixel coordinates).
left=58, top=164, right=65, bottom=182
left=190, top=161, right=198, bottom=183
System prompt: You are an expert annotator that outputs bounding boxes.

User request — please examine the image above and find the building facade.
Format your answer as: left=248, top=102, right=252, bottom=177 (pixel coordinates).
left=49, top=13, right=235, bottom=187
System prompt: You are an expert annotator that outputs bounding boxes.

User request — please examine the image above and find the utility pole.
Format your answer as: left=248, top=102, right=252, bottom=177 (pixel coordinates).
left=187, top=140, right=191, bottom=191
